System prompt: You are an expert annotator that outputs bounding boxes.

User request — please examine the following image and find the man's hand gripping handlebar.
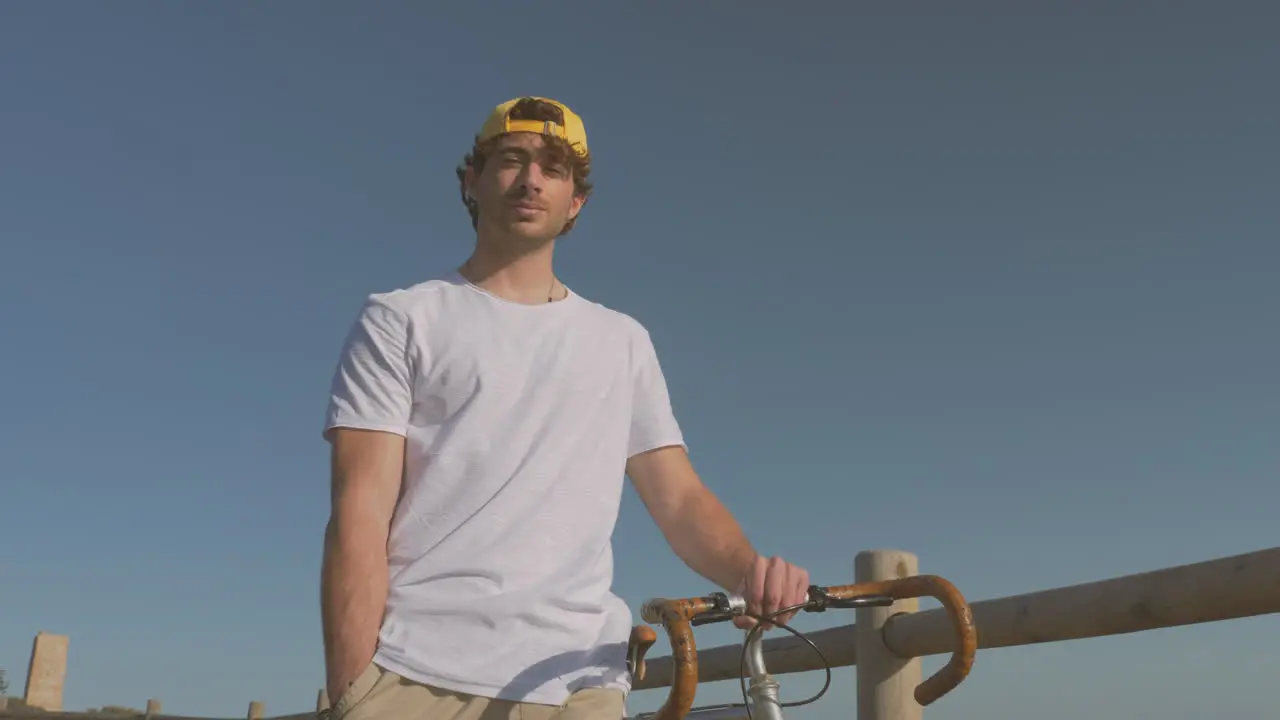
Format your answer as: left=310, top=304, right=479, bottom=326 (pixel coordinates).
left=631, top=575, right=978, bottom=720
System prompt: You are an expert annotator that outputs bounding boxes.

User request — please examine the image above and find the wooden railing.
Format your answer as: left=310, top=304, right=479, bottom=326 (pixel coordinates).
left=4, top=546, right=1275, bottom=720
left=0, top=701, right=290, bottom=720
left=0, top=700, right=326, bottom=720
left=631, top=546, right=1280, bottom=719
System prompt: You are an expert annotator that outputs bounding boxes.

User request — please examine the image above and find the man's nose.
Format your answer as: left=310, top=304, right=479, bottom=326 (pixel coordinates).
left=517, top=162, right=546, bottom=193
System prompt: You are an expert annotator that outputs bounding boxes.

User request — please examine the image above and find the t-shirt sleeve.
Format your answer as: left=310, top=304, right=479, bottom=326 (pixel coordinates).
left=323, top=296, right=415, bottom=439
left=627, top=323, right=686, bottom=458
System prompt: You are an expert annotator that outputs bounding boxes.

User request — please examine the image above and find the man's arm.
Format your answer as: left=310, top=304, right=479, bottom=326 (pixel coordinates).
left=320, top=427, right=405, bottom=703
left=626, top=445, right=756, bottom=591
left=626, top=445, right=810, bottom=627
left=623, top=322, right=807, bottom=624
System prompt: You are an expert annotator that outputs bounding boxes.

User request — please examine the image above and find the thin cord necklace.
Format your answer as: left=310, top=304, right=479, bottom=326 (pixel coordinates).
left=462, top=259, right=561, bottom=303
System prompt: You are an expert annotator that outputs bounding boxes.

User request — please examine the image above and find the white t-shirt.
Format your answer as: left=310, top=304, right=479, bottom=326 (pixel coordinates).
left=323, top=272, right=685, bottom=706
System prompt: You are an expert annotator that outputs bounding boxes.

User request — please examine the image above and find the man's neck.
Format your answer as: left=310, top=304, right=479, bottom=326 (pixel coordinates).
left=459, top=235, right=562, bottom=305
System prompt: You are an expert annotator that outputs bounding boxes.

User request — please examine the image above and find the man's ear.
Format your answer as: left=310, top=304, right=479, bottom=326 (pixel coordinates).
left=463, top=165, right=477, bottom=200
left=568, top=193, right=587, bottom=220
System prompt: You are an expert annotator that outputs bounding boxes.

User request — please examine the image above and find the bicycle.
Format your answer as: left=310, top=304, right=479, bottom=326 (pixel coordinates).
left=624, top=575, right=978, bottom=720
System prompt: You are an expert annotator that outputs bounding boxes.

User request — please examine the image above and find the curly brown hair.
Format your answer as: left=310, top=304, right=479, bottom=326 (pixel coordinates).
left=456, top=98, right=594, bottom=236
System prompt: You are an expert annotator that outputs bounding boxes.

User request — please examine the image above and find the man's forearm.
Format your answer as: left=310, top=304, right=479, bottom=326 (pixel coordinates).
left=320, top=517, right=390, bottom=702
left=662, top=487, right=758, bottom=591
left=629, top=446, right=810, bottom=629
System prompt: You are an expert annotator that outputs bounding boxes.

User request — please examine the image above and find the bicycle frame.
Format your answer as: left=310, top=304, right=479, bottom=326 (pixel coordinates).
left=626, top=575, right=978, bottom=720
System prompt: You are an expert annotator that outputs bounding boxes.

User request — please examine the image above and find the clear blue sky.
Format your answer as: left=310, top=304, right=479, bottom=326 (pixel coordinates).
left=2, top=4, right=1277, bottom=719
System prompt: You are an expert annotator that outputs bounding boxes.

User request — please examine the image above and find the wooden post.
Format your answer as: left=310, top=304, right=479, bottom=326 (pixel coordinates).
left=317, top=688, right=330, bottom=712
left=856, top=549, right=922, bottom=720
left=0, top=696, right=8, bottom=712
left=145, top=698, right=162, bottom=718
left=247, top=700, right=264, bottom=719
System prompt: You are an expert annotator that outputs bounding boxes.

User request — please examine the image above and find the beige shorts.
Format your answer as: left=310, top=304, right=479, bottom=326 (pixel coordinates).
left=328, top=661, right=627, bottom=720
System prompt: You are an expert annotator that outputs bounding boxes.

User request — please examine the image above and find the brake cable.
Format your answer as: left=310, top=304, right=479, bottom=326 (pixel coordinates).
left=737, top=604, right=833, bottom=720
left=733, top=585, right=902, bottom=720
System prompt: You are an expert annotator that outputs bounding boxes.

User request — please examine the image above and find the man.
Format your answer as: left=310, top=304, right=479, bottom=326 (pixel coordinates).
left=320, top=96, right=810, bottom=720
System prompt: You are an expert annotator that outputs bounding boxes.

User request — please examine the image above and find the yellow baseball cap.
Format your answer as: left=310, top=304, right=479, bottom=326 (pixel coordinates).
left=477, top=96, right=588, bottom=157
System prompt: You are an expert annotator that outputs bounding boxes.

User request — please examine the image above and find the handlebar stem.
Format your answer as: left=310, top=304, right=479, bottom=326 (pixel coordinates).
left=743, top=630, right=783, bottom=720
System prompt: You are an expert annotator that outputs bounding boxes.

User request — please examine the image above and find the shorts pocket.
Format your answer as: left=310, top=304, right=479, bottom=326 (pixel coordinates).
left=331, top=661, right=381, bottom=719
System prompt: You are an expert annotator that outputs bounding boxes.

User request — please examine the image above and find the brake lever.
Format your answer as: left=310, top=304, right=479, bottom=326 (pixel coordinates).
left=689, top=591, right=747, bottom=626
left=807, top=585, right=896, bottom=612
left=691, top=611, right=736, bottom=626
left=693, top=588, right=894, bottom=624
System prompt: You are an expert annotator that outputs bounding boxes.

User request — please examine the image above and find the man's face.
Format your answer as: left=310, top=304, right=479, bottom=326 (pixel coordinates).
left=466, top=132, right=585, bottom=242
